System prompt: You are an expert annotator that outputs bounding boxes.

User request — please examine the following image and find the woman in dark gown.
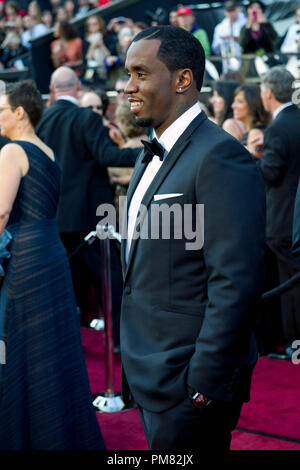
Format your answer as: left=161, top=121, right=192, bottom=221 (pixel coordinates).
left=0, top=80, right=105, bottom=449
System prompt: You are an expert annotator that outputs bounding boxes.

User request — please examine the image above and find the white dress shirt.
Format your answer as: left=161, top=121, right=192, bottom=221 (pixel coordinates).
left=125, top=102, right=202, bottom=262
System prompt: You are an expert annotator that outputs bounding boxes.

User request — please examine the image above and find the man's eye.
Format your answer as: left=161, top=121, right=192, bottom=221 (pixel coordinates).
left=137, top=72, right=146, bottom=78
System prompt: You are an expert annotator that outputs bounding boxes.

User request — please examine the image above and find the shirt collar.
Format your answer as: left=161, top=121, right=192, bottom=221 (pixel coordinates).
left=56, top=95, right=79, bottom=106
left=154, top=102, right=201, bottom=154
left=273, top=102, right=293, bottom=120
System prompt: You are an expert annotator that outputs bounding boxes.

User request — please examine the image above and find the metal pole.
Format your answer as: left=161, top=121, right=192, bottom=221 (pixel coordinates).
left=92, top=225, right=125, bottom=412
left=101, top=234, right=114, bottom=396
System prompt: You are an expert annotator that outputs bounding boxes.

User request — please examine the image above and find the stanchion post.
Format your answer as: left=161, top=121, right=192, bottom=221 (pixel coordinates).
left=92, top=224, right=125, bottom=412
left=101, top=234, right=114, bottom=396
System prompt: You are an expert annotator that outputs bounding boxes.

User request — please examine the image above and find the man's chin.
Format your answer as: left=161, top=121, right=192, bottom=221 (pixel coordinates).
left=135, top=117, right=153, bottom=128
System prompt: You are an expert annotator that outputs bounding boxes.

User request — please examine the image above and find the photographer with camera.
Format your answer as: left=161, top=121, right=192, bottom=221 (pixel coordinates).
left=239, top=1, right=278, bottom=55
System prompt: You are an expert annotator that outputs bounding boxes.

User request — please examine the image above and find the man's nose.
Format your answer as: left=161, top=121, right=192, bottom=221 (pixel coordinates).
left=124, top=76, right=137, bottom=94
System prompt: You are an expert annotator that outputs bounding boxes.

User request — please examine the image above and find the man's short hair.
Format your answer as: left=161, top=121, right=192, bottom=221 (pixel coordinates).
left=132, top=25, right=205, bottom=91
left=261, top=66, right=295, bottom=103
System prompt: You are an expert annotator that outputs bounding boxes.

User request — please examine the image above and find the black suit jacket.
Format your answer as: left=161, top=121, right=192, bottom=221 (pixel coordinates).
left=259, top=104, right=300, bottom=244
left=293, top=178, right=300, bottom=257
left=36, top=99, right=138, bottom=232
left=120, top=112, right=266, bottom=413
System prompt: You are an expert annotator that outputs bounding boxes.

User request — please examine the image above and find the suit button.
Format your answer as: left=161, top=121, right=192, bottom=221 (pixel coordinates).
left=124, top=286, right=131, bottom=295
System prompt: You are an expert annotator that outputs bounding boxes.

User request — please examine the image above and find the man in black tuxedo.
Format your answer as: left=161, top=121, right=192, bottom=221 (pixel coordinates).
left=120, top=26, right=266, bottom=450
left=36, top=66, right=139, bottom=337
left=260, top=66, right=300, bottom=356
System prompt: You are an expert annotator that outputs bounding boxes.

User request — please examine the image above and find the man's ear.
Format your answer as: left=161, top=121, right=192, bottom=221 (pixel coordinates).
left=48, top=85, right=56, bottom=106
left=175, top=68, right=193, bottom=94
left=267, top=88, right=273, bottom=101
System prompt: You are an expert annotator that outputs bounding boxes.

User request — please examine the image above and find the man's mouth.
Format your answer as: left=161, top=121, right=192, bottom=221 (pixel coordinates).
left=128, top=97, right=143, bottom=114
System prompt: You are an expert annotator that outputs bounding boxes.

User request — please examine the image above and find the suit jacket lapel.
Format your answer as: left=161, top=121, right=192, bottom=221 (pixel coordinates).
left=120, top=148, right=147, bottom=269
left=126, top=149, right=147, bottom=207
left=123, top=112, right=207, bottom=281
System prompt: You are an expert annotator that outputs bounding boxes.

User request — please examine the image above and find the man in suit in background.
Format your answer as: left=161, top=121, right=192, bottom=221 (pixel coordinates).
left=120, top=26, right=266, bottom=450
left=293, top=179, right=300, bottom=258
left=260, top=66, right=300, bottom=358
left=36, top=66, right=138, bottom=343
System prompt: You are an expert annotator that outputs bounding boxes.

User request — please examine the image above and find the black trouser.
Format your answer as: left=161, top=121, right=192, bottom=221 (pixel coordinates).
left=277, top=256, right=300, bottom=345
left=60, top=232, right=123, bottom=346
left=267, top=241, right=300, bottom=346
left=138, top=396, right=243, bottom=451
left=255, top=245, right=285, bottom=354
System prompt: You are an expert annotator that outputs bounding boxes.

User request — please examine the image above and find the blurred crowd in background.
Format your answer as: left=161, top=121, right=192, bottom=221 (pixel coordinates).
left=0, top=0, right=300, bottom=84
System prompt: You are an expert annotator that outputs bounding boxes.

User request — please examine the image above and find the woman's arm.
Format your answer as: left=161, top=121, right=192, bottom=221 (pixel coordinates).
left=64, top=38, right=83, bottom=67
left=261, top=22, right=278, bottom=43
left=51, top=40, right=66, bottom=68
left=222, top=119, right=244, bottom=141
left=0, top=144, right=28, bottom=235
left=86, top=35, right=110, bottom=60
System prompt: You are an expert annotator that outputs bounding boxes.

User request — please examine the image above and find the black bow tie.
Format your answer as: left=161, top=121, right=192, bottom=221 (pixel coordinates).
left=141, top=138, right=165, bottom=164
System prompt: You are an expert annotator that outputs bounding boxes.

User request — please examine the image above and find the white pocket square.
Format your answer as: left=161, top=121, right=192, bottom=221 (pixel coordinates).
left=153, top=193, right=183, bottom=201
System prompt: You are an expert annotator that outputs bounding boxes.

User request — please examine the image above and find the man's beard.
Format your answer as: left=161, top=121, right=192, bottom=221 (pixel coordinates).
left=135, top=117, right=154, bottom=128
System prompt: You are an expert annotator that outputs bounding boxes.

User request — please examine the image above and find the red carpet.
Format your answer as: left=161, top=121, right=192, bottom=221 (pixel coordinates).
left=82, top=328, right=300, bottom=451
left=231, top=431, right=300, bottom=450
